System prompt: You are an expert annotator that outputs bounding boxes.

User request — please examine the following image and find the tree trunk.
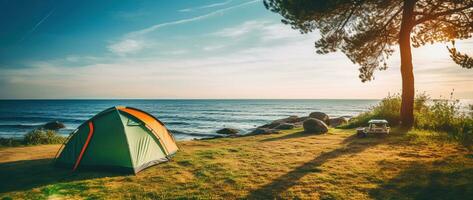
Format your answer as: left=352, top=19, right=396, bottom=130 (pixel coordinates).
left=399, top=0, right=416, bottom=129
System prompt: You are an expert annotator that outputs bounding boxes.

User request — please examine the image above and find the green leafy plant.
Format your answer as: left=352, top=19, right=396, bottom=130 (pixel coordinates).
left=343, top=92, right=473, bottom=148
left=23, top=129, right=65, bottom=145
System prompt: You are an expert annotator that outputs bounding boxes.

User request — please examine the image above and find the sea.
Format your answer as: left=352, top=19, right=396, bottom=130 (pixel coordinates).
left=0, top=99, right=470, bottom=140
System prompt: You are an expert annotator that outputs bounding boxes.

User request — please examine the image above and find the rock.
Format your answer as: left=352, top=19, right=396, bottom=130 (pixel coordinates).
left=252, top=115, right=309, bottom=135
left=274, top=123, right=295, bottom=130
left=198, top=135, right=225, bottom=140
left=275, top=116, right=301, bottom=123
left=42, top=121, right=65, bottom=130
left=260, top=122, right=282, bottom=129
left=260, top=116, right=307, bottom=129
left=216, top=128, right=239, bottom=135
left=303, top=118, right=328, bottom=134
left=250, top=128, right=280, bottom=135
left=329, top=117, right=349, bottom=127
left=308, top=112, right=330, bottom=124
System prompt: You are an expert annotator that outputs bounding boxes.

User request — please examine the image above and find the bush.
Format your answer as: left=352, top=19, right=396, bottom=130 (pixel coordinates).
left=343, top=92, right=473, bottom=148
left=23, top=129, right=65, bottom=145
left=343, top=93, right=428, bottom=128
left=414, top=95, right=473, bottom=148
left=0, top=137, right=23, bottom=147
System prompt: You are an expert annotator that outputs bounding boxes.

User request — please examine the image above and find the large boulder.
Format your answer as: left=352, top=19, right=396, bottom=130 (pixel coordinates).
left=216, top=128, right=239, bottom=135
left=303, top=118, right=328, bottom=134
left=329, top=117, right=349, bottom=127
left=42, top=121, right=65, bottom=130
left=274, top=123, right=295, bottom=130
left=309, top=112, right=330, bottom=124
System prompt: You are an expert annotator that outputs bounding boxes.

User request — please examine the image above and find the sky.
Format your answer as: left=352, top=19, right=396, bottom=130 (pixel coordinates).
left=0, top=0, right=472, bottom=99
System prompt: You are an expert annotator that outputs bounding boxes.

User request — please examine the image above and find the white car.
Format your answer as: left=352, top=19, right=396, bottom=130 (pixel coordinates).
left=356, top=119, right=390, bottom=137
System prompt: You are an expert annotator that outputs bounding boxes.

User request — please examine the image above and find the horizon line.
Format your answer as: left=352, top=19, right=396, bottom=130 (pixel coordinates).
left=0, top=98, right=383, bottom=101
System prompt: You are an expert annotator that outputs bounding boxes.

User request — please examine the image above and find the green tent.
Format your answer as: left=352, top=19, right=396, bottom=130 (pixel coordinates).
left=55, top=106, right=178, bottom=174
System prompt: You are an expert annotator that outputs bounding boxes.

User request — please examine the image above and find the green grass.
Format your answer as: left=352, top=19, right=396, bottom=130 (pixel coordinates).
left=1, top=128, right=472, bottom=199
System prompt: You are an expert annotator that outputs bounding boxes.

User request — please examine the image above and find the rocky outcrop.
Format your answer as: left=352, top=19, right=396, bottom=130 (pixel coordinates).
left=203, top=112, right=347, bottom=140
left=329, top=117, right=349, bottom=127
left=199, top=135, right=225, bottom=140
left=249, top=128, right=280, bottom=135
left=251, top=115, right=308, bottom=135
left=308, top=112, right=330, bottom=125
left=216, top=128, right=239, bottom=135
left=274, top=123, right=295, bottom=130
left=260, top=116, right=307, bottom=129
left=42, top=121, right=65, bottom=130
left=303, top=118, right=328, bottom=134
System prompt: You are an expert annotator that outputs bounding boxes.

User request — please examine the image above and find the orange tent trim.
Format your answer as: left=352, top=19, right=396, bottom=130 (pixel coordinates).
left=72, top=121, right=94, bottom=171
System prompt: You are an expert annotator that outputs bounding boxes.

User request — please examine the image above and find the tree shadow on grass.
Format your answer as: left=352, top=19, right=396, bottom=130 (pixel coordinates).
left=369, top=160, right=473, bottom=200
left=246, top=134, right=385, bottom=199
left=0, top=158, right=124, bottom=194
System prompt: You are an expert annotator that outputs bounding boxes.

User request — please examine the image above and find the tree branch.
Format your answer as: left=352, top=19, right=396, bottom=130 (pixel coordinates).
left=338, top=8, right=355, bottom=32
left=415, top=3, right=473, bottom=25
left=336, top=0, right=365, bottom=32
left=380, top=6, right=403, bottom=31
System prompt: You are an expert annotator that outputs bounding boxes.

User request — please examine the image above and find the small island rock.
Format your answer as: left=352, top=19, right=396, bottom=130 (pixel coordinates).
left=42, top=121, right=65, bottom=130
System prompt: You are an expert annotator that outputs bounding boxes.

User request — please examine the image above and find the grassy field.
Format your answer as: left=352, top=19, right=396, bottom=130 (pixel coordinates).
left=1, top=128, right=473, bottom=199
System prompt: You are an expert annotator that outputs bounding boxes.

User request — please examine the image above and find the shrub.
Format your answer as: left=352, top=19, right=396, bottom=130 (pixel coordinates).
left=0, top=137, right=23, bottom=147
left=415, top=99, right=460, bottom=131
left=343, top=93, right=428, bottom=128
left=343, top=92, right=473, bottom=148
left=414, top=95, right=473, bottom=148
left=23, top=129, right=65, bottom=145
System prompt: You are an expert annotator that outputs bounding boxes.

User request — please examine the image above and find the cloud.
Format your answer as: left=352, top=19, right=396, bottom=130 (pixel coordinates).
left=107, top=39, right=145, bottom=55
left=163, top=49, right=189, bottom=55
left=0, top=36, right=396, bottom=99
left=260, top=23, right=303, bottom=41
left=203, top=45, right=226, bottom=51
left=179, top=0, right=233, bottom=12
left=213, top=20, right=270, bottom=38
left=128, top=0, right=260, bottom=37
left=107, top=0, right=260, bottom=55
left=212, top=20, right=303, bottom=41
left=3, top=38, right=473, bottom=99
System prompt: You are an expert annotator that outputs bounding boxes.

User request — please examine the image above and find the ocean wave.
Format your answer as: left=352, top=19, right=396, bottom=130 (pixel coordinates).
left=0, top=124, right=43, bottom=128
left=168, top=129, right=218, bottom=137
left=0, top=116, right=85, bottom=123
left=164, top=122, right=191, bottom=125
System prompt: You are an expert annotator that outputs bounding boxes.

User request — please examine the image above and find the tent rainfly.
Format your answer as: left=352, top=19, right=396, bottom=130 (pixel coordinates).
left=55, top=106, right=178, bottom=174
